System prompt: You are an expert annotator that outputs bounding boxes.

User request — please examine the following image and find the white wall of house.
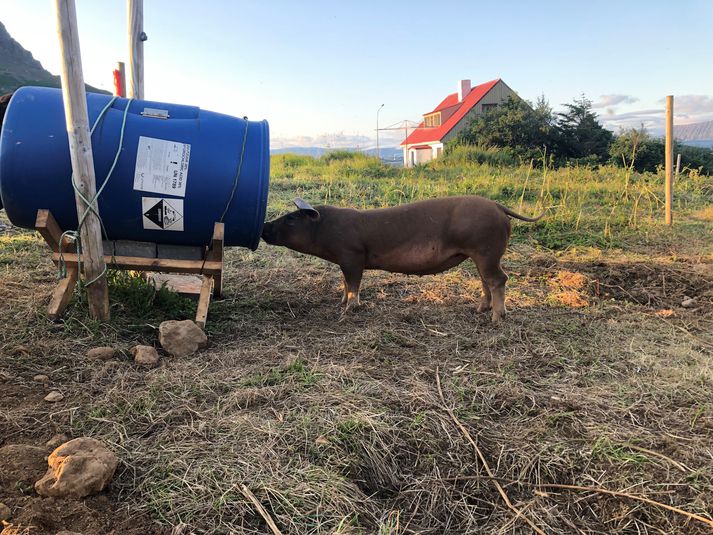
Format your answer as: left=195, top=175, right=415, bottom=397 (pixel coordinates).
left=404, top=145, right=437, bottom=167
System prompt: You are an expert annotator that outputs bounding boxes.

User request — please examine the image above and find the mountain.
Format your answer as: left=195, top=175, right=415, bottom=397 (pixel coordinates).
left=674, top=120, right=713, bottom=142
left=0, top=21, right=108, bottom=95
left=271, top=146, right=403, bottom=162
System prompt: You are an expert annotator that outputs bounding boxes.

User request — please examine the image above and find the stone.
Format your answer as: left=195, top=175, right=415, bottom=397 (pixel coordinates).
left=44, top=391, right=64, bottom=403
left=33, top=374, right=50, bottom=383
left=86, top=347, right=116, bottom=361
left=34, top=437, right=118, bottom=498
left=131, top=345, right=159, bottom=367
left=158, top=320, right=208, bottom=358
left=0, top=502, right=10, bottom=521
left=46, top=434, right=69, bottom=449
left=681, top=297, right=696, bottom=308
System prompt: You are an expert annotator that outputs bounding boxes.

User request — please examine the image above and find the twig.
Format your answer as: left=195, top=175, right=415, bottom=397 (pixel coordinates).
left=537, top=483, right=713, bottom=529
left=435, top=367, right=547, bottom=535
left=623, top=443, right=692, bottom=473
left=240, top=484, right=284, bottom=535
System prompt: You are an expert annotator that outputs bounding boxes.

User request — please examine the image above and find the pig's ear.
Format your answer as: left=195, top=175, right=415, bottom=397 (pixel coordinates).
left=293, top=198, right=320, bottom=220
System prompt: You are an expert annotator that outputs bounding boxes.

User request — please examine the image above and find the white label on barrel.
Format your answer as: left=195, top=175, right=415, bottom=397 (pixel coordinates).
left=133, top=136, right=191, bottom=197
left=142, top=197, right=184, bottom=231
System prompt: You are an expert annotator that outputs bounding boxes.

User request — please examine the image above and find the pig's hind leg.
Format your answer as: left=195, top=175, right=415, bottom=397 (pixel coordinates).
left=340, top=263, right=364, bottom=311
left=471, top=254, right=508, bottom=323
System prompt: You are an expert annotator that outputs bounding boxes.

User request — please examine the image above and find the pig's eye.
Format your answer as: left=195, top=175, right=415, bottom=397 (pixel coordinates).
left=285, top=214, right=297, bottom=226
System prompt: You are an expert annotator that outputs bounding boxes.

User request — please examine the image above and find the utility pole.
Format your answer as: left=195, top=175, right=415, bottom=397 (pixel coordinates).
left=376, top=103, right=384, bottom=160
left=54, top=0, right=110, bottom=320
left=127, top=0, right=145, bottom=99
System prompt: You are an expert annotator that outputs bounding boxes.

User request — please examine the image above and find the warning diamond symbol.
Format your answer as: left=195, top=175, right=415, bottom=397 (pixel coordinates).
left=144, top=199, right=164, bottom=228
left=143, top=199, right=183, bottom=230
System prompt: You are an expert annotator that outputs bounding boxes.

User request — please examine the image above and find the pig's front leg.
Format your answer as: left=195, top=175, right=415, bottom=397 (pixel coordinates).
left=339, top=262, right=364, bottom=311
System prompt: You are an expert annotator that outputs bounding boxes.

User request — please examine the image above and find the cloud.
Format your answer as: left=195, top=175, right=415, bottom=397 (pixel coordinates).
left=592, top=94, right=639, bottom=108
left=659, top=95, right=713, bottom=114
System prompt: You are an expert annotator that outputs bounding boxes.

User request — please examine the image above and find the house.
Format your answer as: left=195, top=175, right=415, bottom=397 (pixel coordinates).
left=401, top=78, right=517, bottom=167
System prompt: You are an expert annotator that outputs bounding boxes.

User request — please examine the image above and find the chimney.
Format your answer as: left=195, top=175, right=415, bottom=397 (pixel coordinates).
left=458, top=79, right=471, bottom=102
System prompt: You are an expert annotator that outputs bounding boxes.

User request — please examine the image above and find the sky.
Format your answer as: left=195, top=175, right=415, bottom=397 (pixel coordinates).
left=3, top=0, right=713, bottom=149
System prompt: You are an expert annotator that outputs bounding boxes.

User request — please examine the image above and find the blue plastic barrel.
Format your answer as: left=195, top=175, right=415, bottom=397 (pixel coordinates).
left=0, top=86, right=269, bottom=248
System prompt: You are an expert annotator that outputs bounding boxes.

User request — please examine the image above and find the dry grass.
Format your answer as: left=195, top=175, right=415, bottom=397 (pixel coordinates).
left=2, top=219, right=712, bottom=534
left=1, top=157, right=712, bottom=534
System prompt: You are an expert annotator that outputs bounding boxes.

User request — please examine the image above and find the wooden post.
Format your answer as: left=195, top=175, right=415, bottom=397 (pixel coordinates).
left=665, top=95, right=673, bottom=225
left=54, top=0, right=110, bottom=320
left=127, top=0, right=145, bottom=99
left=113, top=61, right=126, bottom=97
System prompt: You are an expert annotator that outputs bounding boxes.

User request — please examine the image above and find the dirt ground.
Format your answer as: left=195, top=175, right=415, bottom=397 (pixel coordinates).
left=1, top=214, right=712, bottom=534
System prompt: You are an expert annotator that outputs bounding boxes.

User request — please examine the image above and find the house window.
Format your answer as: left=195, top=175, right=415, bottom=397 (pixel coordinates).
left=424, top=113, right=441, bottom=127
left=482, top=103, right=498, bottom=113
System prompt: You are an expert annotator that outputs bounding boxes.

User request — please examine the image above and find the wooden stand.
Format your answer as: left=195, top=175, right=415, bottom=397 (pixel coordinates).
left=36, top=209, right=224, bottom=328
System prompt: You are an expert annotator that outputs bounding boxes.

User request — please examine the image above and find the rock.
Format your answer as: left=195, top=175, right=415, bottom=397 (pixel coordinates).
left=44, top=391, right=64, bottom=403
left=33, top=374, right=50, bottom=383
left=131, top=345, right=159, bottom=367
left=34, top=437, right=118, bottom=498
left=0, top=502, right=10, bottom=521
left=46, top=434, right=69, bottom=449
left=681, top=297, right=696, bottom=308
left=158, top=320, right=208, bottom=358
left=86, top=347, right=116, bottom=361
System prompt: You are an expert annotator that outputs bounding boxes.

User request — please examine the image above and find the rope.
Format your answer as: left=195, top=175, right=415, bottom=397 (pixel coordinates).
left=58, top=96, right=133, bottom=285
left=199, top=117, right=250, bottom=274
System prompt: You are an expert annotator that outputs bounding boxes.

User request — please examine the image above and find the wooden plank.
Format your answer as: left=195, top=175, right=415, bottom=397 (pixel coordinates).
left=207, top=222, right=225, bottom=297
left=54, top=0, right=110, bottom=320
left=48, top=267, right=78, bottom=320
left=195, top=275, right=213, bottom=329
left=127, top=0, right=144, bottom=99
left=51, top=252, right=223, bottom=275
left=148, top=273, right=202, bottom=297
left=36, top=209, right=62, bottom=252
left=665, top=95, right=673, bottom=225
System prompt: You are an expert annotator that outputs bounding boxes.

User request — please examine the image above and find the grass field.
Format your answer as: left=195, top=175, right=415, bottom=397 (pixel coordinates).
left=1, top=154, right=712, bottom=534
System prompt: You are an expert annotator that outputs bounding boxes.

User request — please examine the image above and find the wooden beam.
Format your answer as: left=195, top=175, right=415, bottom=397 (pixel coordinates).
left=127, top=0, right=144, bottom=99
left=51, top=252, right=223, bottom=275
left=54, top=0, right=110, bottom=320
left=36, top=210, right=62, bottom=252
left=48, top=267, right=79, bottom=320
left=207, top=222, right=225, bottom=297
left=665, top=95, right=673, bottom=226
left=195, top=276, right=214, bottom=329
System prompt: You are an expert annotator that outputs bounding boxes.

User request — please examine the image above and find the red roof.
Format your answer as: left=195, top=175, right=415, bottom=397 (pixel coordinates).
left=401, top=79, right=500, bottom=146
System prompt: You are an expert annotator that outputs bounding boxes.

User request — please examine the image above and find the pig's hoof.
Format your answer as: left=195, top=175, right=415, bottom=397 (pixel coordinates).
left=477, top=303, right=492, bottom=313
left=491, top=311, right=505, bottom=323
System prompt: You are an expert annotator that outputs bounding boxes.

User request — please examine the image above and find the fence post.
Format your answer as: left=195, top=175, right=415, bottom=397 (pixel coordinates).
left=54, top=0, right=110, bottom=320
left=665, top=95, right=673, bottom=225
left=127, top=0, right=145, bottom=99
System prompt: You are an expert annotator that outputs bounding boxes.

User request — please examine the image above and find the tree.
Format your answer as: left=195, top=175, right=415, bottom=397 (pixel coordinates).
left=556, top=95, right=613, bottom=163
left=455, top=96, right=557, bottom=162
left=608, top=127, right=664, bottom=172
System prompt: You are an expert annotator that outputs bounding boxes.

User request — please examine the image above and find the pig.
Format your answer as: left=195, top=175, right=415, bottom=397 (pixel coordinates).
left=261, top=196, right=545, bottom=322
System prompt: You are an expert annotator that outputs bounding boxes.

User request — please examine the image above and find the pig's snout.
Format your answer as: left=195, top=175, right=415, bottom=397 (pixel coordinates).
left=261, top=222, right=275, bottom=244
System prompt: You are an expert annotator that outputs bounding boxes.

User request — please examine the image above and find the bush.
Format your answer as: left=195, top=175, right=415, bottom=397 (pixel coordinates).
left=321, top=150, right=363, bottom=164
left=441, top=144, right=518, bottom=167
left=609, top=127, right=713, bottom=175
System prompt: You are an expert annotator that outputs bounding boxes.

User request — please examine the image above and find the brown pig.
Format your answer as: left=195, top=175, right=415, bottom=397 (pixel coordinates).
left=261, top=196, right=545, bottom=322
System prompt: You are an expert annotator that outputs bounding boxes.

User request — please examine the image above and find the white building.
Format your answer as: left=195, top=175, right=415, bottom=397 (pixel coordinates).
left=401, top=78, right=517, bottom=167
